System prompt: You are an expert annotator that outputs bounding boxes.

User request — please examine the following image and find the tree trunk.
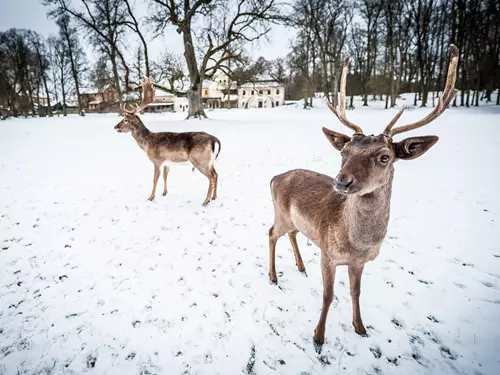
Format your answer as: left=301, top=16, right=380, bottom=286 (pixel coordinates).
left=64, top=31, right=83, bottom=116
left=42, top=76, right=53, bottom=116
left=109, top=47, right=123, bottom=114
left=421, top=91, right=427, bottom=107
left=187, top=87, right=205, bottom=118
left=497, top=88, right=500, bottom=105
left=330, top=61, right=336, bottom=105
left=460, top=66, right=466, bottom=106
left=139, top=35, right=150, bottom=77
left=182, top=26, right=207, bottom=119
left=475, top=76, right=480, bottom=107
left=333, top=66, right=339, bottom=107
left=60, top=74, right=67, bottom=116
left=466, top=90, right=470, bottom=107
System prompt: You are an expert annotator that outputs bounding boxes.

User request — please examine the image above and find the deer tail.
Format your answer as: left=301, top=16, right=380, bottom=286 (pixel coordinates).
left=212, top=136, right=221, bottom=159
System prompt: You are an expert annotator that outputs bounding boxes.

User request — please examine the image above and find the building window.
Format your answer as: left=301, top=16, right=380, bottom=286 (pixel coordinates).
left=268, top=90, right=271, bottom=95
left=275, top=101, right=279, bottom=107
left=259, top=90, right=263, bottom=95
left=276, top=89, right=280, bottom=95
left=251, top=90, right=254, bottom=95
left=243, top=90, right=246, bottom=96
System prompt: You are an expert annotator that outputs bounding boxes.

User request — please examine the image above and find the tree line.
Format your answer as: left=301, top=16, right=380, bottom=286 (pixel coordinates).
left=285, top=0, right=500, bottom=109
left=1, top=0, right=499, bottom=120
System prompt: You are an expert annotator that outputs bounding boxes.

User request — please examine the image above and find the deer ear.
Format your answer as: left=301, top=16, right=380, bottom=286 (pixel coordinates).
left=322, top=127, right=351, bottom=151
left=394, top=136, right=439, bottom=160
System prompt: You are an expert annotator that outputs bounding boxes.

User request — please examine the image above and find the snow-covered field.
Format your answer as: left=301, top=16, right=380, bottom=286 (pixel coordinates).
left=1, top=98, right=499, bottom=375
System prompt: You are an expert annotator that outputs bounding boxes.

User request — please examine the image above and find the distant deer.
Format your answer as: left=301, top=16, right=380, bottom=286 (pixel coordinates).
left=268, top=45, right=459, bottom=352
left=114, top=78, right=221, bottom=206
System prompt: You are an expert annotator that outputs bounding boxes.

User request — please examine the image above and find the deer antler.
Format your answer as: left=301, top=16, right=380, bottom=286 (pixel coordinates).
left=383, top=45, right=459, bottom=137
left=123, top=77, right=155, bottom=115
left=325, top=56, right=364, bottom=135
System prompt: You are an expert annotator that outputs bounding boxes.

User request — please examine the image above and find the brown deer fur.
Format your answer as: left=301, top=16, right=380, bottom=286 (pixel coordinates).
left=115, top=114, right=221, bottom=205
left=268, top=45, right=458, bottom=353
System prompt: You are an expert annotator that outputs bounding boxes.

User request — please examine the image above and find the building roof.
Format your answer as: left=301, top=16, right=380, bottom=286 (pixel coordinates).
left=239, top=81, right=283, bottom=88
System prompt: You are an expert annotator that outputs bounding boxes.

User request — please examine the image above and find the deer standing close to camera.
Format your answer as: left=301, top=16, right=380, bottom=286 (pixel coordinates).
left=114, top=78, right=221, bottom=206
left=268, top=45, right=459, bottom=352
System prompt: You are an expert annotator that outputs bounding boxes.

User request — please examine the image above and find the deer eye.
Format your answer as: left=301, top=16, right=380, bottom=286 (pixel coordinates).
left=380, top=155, right=390, bottom=163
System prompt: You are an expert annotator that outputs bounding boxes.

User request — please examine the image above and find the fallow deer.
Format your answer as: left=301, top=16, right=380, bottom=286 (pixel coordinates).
left=268, top=45, right=459, bottom=352
left=114, top=77, right=221, bottom=206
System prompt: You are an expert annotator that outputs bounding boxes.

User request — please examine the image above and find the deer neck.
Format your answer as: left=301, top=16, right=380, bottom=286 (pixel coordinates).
left=342, top=169, right=394, bottom=249
left=130, top=122, right=152, bottom=152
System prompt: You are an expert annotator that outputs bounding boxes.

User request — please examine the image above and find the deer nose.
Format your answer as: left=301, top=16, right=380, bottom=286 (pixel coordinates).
left=335, top=174, right=353, bottom=190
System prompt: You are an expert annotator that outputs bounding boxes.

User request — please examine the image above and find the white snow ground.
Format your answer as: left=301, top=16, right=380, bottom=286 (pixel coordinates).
left=0, top=97, right=499, bottom=375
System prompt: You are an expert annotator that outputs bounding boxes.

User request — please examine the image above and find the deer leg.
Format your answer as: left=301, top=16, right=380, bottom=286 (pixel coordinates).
left=288, top=231, right=306, bottom=274
left=269, top=225, right=285, bottom=284
left=148, top=164, right=161, bottom=201
left=348, top=264, right=367, bottom=336
left=313, top=253, right=336, bottom=353
left=162, top=166, right=169, bottom=196
left=202, top=176, right=214, bottom=206
left=191, top=160, right=214, bottom=206
left=211, top=168, right=218, bottom=200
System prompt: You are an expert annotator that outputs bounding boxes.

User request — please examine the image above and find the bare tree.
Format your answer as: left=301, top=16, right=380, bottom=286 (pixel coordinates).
left=29, top=32, right=53, bottom=116
left=56, top=15, right=86, bottom=115
left=151, top=51, right=187, bottom=95
left=150, top=0, right=282, bottom=119
left=89, top=54, right=114, bottom=92
left=48, top=35, right=70, bottom=116
left=45, top=0, right=129, bottom=111
left=121, top=0, right=150, bottom=76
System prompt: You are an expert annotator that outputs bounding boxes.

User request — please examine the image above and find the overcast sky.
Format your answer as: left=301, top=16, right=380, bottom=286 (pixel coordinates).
left=1, top=0, right=293, bottom=64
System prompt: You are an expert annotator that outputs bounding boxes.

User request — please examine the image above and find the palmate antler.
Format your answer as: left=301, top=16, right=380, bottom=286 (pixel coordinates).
left=121, top=77, right=155, bottom=115
left=383, top=44, right=459, bottom=137
left=325, top=57, right=364, bottom=135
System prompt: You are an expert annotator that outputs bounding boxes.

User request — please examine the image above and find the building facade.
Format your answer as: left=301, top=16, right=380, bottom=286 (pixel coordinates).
left=238, top=78, right=285, bottom=109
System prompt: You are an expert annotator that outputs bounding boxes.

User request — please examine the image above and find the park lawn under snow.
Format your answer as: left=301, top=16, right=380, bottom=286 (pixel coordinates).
left=0, top=97, right=499, bottom=375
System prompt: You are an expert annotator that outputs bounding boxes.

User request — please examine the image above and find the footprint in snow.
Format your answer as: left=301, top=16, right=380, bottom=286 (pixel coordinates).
left=480, top=281, right=496, bottom=289
left=417, top=279, right=433, bottom=285
left=426, top=315, right=442, bottom=323
left=439, top=345, right=457, bottom=360
left=370, top=346, right=382, bottom=359
left=391, top=318, right=404, bottom=330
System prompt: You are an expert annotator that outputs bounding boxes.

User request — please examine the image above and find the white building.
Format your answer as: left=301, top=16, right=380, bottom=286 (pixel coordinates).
left=202, top=73, right=238, bottom=109
left=238, top=76, right=285, bottom=109
left=174, top=96, right=189, bottom=113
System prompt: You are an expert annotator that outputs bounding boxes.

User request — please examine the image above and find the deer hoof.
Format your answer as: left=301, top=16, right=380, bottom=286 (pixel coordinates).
left=313, top=328, right=325, bottom=354
left=300, top=270, right=308, bottom=277
left=313, top=337, right=324, bottom=354
left=269, top=274, right=278, bottom=285
left=162, top=191, right=167, bottom=196
left=353, top=323, right=367, bottom=336
left=147, top=196, right=155, bottom=201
